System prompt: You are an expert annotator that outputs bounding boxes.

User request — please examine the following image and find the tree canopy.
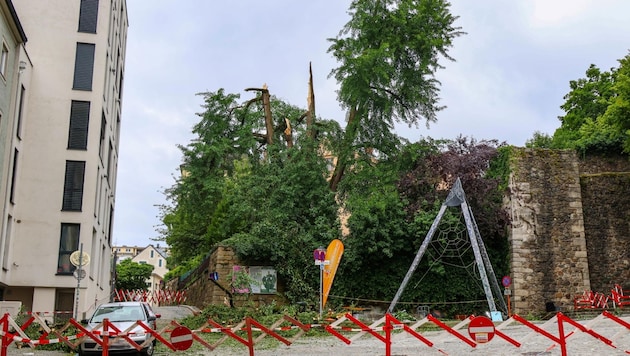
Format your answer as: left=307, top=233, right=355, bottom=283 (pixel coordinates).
left=115, top=259, right=154, bottom=291
left=327, top=0, right=464, bottom=190
left=157, top=1, right=514, bottom=314
left=527, top=52, right=630, bottom=155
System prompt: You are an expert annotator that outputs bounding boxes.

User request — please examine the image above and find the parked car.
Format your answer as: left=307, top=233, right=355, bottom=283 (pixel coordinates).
left=79, top=301, right=161, bottom=355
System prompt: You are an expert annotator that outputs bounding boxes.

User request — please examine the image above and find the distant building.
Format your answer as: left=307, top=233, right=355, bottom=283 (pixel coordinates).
left=0, top=0, right=128, bottom=317
left=112, top=245, right=142, bottom=263
left=130, top=245, right=168, bottom=294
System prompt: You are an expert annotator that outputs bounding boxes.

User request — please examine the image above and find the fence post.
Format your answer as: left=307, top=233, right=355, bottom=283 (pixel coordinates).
left=103, top=318, right=109, bottom=356
left=246, top=317, right=254, bottom=356
left=557, top=313, right=568, bottom=356
left=0, top=314, right=8, bottom=356
left=384, top=314, right=393, bottom=356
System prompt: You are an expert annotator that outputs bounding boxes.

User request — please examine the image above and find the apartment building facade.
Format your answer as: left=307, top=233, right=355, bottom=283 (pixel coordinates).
left=131, top=245, right=168, bottom=295
left=0, top=0, right=128, bottom=318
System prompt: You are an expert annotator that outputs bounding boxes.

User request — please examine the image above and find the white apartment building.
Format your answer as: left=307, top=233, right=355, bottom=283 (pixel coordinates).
left=0, top=0, right=128, bottom=318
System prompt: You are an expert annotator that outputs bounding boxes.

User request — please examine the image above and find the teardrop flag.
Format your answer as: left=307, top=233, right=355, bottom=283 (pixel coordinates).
left=322, top=239, right=344, bottom=309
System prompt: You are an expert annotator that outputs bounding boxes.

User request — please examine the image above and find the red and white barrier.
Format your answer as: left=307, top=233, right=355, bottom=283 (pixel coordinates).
left=1, top=311, right=629, bottom=356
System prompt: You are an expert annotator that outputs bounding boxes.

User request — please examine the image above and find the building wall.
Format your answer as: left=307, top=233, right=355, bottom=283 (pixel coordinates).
left=3, top=0, right=128, bottom=317
left=0, top=0, right=28, bottom=298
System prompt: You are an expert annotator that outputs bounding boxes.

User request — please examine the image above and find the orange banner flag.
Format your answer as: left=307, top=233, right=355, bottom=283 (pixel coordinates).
left=322, top=239, right=344, bottom=309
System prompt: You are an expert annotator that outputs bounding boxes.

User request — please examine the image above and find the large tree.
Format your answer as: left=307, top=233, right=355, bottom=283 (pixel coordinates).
left=160, top=89, right=309, bottom=265
left=327, top=0, right=464, bottom=190
left=528, top=52, right=630, bottom=155
left=159, top=88, right=342, bottom=302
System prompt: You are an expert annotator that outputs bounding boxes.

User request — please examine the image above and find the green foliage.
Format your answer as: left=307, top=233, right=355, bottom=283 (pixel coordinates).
left=224, top=143, right=340, bottom=303
left=164, top=253, right=206, bottom=282
left=158, top=89, right=331, bottom=267
left=14, top=308, right=78, bottom=352
left=548, top=52, right=630, bottom=155
left=115, top=259, right=154, bottom=290
left=333, top=137, right=510, bottom=316
left=159, top=2, right=516, bottom=317
left=329, top=0, right=464, bottom=127
left=525, top=131, right=553, bottom=148
left=327, top=0, right=464, bottom=190
left=228, top=266, right=259, bottom=295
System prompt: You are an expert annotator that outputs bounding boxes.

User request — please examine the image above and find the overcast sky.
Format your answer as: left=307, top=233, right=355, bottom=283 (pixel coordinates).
left=114, top=1, right=630, bottom=247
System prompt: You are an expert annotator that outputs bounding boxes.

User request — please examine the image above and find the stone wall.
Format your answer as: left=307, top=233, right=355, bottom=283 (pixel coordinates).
left=507, top=148, right=591, bottom=314
left=580, top=173, right=630, bottom=293
left=174, top=246, right=282, bottom=310
left=508, top=149, right=630, bottom=314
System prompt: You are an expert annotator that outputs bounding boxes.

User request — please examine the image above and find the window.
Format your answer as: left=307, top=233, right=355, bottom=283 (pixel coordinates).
left=62, top=161, right=86, bottom=211
left=57, top=223, right=80, bottom=274
left=138, top=261, right=146, bottom=264
left=9, top=149, right=18, bottom=204
left=90, top=229, right=97, bottom=279
left=72, top=43, right=95, bottom=90
left=158, top=259, right=162, bottom=267
left=2, top=216, right=12, bottom=270
left=68, top=101, right=90, bottom=149
left=0, top=43, right=8, bottom=78
left=150, top=250, right=154, bottom=258
left=78, top=0, right=99, bottom=33
left=16, top=85, right=25, bottom=139
left=107, top=140, right=113, bottom=183
left=99, top=113, right=106, bottom=161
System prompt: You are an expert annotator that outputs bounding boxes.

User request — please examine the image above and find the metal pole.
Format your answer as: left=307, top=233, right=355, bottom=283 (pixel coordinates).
left=388, top=204, right=448, bottom=313
left=74, top=243, right=83, bottom=320
left=319, top=264, right=324, bottom=319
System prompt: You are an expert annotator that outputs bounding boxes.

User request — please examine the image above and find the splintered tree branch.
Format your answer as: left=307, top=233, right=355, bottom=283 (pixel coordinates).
left=283, top=118, right=293, bottom=148
left=246, top=85, right=274, bottom=145
left=306, top=62, right=316, bottom=138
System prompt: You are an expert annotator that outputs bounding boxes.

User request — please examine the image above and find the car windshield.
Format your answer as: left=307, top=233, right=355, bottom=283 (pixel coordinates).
left=90, top=305, right=146, bottom=323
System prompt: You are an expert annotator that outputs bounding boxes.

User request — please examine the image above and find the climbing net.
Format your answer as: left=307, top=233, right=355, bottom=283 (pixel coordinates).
left=414, top=210, right=482, bottom=288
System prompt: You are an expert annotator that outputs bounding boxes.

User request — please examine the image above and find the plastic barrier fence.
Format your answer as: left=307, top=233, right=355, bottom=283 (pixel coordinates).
left=0, top=311, right=629, bottom=355
left=113, top=289, right=187, bottom=305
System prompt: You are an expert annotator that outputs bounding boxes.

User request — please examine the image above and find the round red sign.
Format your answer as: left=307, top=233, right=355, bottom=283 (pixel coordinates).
left=467, top=316, right=495, bottom=343
left=170, top=325, right=193, bottom=350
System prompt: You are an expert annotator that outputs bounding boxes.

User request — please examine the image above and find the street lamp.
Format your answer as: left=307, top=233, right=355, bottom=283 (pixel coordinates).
left=313, top=246, right=329, bottom=319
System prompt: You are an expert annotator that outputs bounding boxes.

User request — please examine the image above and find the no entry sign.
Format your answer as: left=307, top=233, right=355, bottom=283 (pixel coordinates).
left=468, top=316, right=495, bottom=343
left=171, top=325, right=193, bottom=350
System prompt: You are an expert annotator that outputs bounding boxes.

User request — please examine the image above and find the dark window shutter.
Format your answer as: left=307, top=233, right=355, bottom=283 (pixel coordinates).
left=78, top=0, right=99, bottom=33
left=57, top=223, right=80, bottom=274
left=62, top=161, right=86, bottom=211
left=73, top=43, right=95, bottom=90
left=68, top=101, right=90, bottom=149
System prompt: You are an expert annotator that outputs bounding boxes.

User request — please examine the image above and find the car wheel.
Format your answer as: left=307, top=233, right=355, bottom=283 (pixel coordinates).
left=140, top=342, right=155, bottom=356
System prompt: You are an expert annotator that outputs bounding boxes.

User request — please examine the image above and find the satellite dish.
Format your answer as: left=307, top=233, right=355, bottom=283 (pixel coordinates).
left=70, top=251, right=90, bottom=267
